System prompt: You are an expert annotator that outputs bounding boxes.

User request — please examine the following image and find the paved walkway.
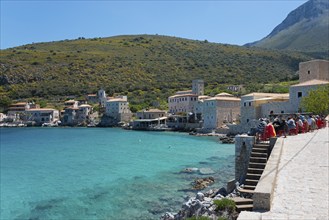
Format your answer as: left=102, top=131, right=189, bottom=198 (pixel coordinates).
left=239, top=126, right=329, bottom=220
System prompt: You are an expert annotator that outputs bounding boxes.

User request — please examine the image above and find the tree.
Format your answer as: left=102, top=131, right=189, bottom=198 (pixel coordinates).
left=300, top=85, right=329, bottom=115
left=0, top=95, right=12, bottom=112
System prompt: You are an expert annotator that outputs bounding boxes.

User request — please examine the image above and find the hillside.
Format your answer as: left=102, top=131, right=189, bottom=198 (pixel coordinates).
left=0, top=35, right=313, bottom=110
left=246, top=0, right=329, bottom=55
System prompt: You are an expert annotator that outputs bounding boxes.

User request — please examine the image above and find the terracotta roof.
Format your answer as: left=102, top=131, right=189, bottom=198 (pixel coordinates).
left=242, top=93, right=289, bottom=98
left=215, top=92, right=234, bottom=97
left=169, top=94, right=198, bottom=98
left=12, top=102, right=27, bottom=105
left=143, top=109, right=166, bottom=113
left=205, top=96, right=241, bottom=101
left=290, top=79, right=329, bottom=87
left=107, top=98, right=127, bottom=102
left=65, top=100, right=76, bottom=103
left=8, top=107, right=26, bottom=110
left=26, top=108, right=57, bottom=111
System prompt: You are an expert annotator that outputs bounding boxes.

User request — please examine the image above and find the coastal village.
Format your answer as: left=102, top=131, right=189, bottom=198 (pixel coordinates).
left=1, top=59, right=328, bottom=136
left=1, top=59, right=328, bottom=220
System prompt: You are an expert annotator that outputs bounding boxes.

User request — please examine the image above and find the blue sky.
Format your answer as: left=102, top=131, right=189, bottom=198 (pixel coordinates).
left=1, top=0, right=307, bottom=49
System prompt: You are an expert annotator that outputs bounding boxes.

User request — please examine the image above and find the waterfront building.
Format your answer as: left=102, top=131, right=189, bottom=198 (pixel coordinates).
left=77, top=104, right=93, bottom=122
left=202, top=93, right=241, bottom=130
left=168, top=79, right=205, bottom=115
left=62, top=107, right=79, bottom=125
left=105, top=96, right=132, bottom=123
left=7, top=102, right=30, bottom=116
left=136, top=109, right=167, bottom=119
left=0, top=113, right=7, bottom=122
left=132, top=109, right=168, bottom=130
left=25, top=108, right=60, bottom=125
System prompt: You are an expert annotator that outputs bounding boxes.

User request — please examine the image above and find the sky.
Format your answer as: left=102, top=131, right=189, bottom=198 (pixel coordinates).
left=0, top=0, right=308, bottom=49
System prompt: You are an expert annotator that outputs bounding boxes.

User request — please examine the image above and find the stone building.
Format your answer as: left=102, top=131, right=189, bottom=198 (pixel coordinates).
left=233, top=59, right=329, bottom=133
left=168, top=79, right=205, bottom=114
left=240, top=93, right=290, bottom=124
left=298, top=59, right=329, bottom=83
left=136, top=109, right=167, bottom=119
left=105, top=96, right=132, bottom=123
left=202, top=93, right=241, bottom=130
left=25, top=108, right=60, bottom=125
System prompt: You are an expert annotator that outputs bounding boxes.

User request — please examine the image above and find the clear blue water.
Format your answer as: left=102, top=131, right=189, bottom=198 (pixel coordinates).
left=0, top=128, right=234, bottom=220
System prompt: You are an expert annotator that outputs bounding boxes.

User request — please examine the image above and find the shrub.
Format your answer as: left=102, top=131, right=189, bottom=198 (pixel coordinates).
left=213, top=198, right=236, bottom=213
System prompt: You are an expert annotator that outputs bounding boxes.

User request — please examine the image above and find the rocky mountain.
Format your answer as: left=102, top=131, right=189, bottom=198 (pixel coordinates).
left=246, top=0, right=329, bottom=54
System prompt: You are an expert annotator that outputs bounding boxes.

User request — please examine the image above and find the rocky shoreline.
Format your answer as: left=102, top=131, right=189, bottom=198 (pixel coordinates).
left=161, top=180, right=242, bottom=220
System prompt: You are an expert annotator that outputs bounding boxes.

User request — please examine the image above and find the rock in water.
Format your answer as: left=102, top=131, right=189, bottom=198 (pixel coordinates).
left=181, top=167, right=199, bottom=173
left=193, top=177, right=215, bottom=190
left=199, top=168, right=215, bottom=175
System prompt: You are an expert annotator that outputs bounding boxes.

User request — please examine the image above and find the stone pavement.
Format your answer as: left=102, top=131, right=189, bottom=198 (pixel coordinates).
left=239, top=126, right=329, bottom=220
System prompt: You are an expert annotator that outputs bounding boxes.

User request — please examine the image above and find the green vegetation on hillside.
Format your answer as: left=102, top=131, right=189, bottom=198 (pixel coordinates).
left=0, top=35, right=313, bottom=111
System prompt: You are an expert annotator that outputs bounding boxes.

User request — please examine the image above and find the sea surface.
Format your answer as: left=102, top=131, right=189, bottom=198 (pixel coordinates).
left=0, top=128, right=235, bottom=220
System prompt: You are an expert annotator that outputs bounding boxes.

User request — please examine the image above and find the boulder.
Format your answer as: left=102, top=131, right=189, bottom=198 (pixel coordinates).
left=161, top=212, right=175, bottom=220
left=192, top=177, right=215, bottom=190
left=196, top=192, right=204, bottom=201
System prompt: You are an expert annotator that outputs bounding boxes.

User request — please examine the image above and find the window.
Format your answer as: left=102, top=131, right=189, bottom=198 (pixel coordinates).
left=308, top=70, right=310, bottom=74
left=298, top=92, right=302, bottom=98
left=244, top=102, right=246, bottom=107
left=281, top=111, right=284, bottom=113
left=249, top=102, right=251, bottom=106
left=247, top=119, right=249, bottom=123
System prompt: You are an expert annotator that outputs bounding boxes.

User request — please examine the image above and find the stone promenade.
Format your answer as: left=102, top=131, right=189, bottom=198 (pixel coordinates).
left=239, top=126, right=329, bottom=220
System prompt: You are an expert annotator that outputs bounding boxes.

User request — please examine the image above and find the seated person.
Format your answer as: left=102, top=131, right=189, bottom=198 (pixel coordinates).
left=256, top=118, right=267, bottom=141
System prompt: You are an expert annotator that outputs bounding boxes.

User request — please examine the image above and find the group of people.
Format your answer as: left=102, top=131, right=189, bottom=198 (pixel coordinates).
left=255, top=114, right=327, bottom=141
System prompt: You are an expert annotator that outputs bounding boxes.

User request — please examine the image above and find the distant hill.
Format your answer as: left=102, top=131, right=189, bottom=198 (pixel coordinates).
left=0, top=35, right=313, bottom=110
left=246, top=0, right=329, bottom=55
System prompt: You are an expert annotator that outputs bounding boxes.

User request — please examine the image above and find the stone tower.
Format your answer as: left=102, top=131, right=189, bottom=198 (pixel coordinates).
left=299, top=60, right=329, bottom=83
left=192, top=79, right=204, bottom=96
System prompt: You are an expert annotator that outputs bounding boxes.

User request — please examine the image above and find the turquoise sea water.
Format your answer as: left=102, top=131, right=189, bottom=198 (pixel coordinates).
left=0, top=128, right=234, bottom=220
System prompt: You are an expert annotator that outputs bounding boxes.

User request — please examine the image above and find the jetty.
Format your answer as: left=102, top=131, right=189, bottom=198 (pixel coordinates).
left=238, top=126, right=329, bottom=219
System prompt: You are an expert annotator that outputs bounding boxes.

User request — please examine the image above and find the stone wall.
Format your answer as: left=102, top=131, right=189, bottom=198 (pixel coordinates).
left=253, top=138, right=283, bottom=211
left=235, top=135, right=255, bottom=183
left=261, top=101, right=293, bottom=117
